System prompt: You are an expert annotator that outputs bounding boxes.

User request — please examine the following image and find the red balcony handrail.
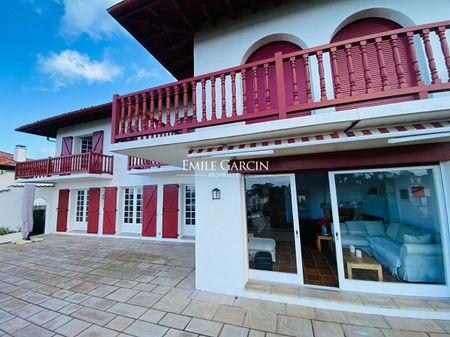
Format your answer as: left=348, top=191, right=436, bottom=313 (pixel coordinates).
left=127, top=156, right=167, bottom=170
left=15, top=152, right=114, bottom=179
left=112, top=20, right=450, bottom=143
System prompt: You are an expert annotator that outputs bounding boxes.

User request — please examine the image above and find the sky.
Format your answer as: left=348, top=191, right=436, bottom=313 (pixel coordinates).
left=0, top=0, right=174, bottom=159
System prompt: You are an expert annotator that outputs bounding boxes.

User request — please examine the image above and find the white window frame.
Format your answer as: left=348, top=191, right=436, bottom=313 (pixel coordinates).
left=74, top=189, right=89, bottom=230
left=183, top=185, right=196, bottom=236
left=243, top=174, right=303, bottom=286
left=328, top=165, right=450, bottom=297
left=122, top=187, right=143, bottom=233
left=80, top=137, right=92, bottom=154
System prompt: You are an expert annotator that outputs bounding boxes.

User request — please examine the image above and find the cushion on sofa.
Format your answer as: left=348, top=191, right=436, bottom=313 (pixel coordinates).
left=386, top=222, right=401, bottom=241
left=340, top=222, right=348, bottom=235
left=346, top=221, right=367, bottom=235
left=341, top=235, right=370, bottom=247
left=403, top=233, right=433, bottom=244
left=365, top=221, right=386, bottom=236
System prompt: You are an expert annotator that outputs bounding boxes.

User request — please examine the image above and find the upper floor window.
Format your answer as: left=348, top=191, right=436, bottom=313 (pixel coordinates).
left=80, top=137, right=92, bottom=154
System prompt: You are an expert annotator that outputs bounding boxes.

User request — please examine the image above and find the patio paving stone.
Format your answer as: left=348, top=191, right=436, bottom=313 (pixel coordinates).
left=124, top=320, right=168, bottom=337
left=72, top=306, right=116, bottom=326
left=55, top=318, right=91, bottom=336
left=0, top=236, right=448, bottom=337
left=185, top=318, right=223, bottom=337
left=159, top=312, right=192, bottom=330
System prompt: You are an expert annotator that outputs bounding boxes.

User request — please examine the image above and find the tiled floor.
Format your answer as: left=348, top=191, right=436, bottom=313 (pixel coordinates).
left=0, top=235, right=449, bottom=337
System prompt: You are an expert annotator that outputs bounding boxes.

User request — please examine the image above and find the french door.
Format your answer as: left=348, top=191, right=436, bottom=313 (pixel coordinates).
left=245, top=174, right=303, bottom=284
left=328, top=165, right=450, bottom=297
left=122, top=187, right=143, bottom=233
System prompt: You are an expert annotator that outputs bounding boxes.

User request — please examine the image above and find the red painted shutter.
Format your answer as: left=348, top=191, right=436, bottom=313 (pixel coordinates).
left=61, top=137, right=73, bottom=156
left=331, top=18, right=417, bottom=110
left=142, top=185, right=158, bottom=237
left=87, top=188, right=100, bottom=234
left=92, top=131, right=104, bottom=154
left=245, top=41, right=306, bottom=114
left=103, top=187, right=117, bottom=235
left=162, top=184, right=179, bottom=238
left=56, top=189, right=69, bottom=232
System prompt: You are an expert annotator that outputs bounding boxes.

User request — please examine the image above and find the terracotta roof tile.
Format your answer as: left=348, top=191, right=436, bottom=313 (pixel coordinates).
left=0, top=151, right=15, bottom=167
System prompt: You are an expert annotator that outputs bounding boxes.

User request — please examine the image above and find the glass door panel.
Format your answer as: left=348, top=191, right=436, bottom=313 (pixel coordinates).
left=329, top=166, right=448, bottom=296
left=245, top=175, right=302, bottom=284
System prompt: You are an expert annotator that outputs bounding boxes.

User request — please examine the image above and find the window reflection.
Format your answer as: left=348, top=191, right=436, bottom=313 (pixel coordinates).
left=335, top=168, right=445, bottom=284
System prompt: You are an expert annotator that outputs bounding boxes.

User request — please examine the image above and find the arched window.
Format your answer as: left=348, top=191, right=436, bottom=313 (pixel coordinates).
left=244, top=41, right=307, bottom=114
left=331, top=18, right=417, bottom=109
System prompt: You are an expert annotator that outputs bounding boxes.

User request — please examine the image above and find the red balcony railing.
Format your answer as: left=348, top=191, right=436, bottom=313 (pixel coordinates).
left=15, top=152, right=114, bottom=179
left=112, top=20, right=450, bottom=143
left=127, top=156, right=167, bottom=170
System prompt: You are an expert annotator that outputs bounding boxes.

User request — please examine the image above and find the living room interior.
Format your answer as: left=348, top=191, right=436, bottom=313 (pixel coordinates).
left=245, top=167, right=446, bottom=288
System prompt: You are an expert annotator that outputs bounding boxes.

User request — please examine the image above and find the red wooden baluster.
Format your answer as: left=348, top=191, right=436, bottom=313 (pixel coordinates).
left=166, top=87, right=171, bottom=127
left=183, top=83, right=188, bottom=124
left=120, top=98, right=125, bottom=134
left=289, top=57, right=299, bottom=104
left=316, top=51, right=327, bottom=101
left=134, top=95, right=140, bottom=132
left=220, top=73, right=226, bottom=119
left=142, top=93, right=148, bottom=130
left=330, top=47, right=341, bottom=98
left=211, top=76, right=216, bottom=120
left=303, top=54, right=312, bottom=102
left=191, top=81, right=197, bottom=122
left=345, top=44, right=357, bottom=95
left=241, top=69, right=248, bottom=114
left=231, top=71, right=237, bottom=117
left=421, top=29, right=442, bottom=84
left=149, top=91, right=155, bottom=129
left=174, top=85, right=179, bottom=125
left=375, top=37, right=390, bottom=90
left=201, top=78, right=206, bottom=121
left=360, top=41, right=373, bottom=93
left=157, top=89, right=163, bottom=128
left=126, top=97, right=132, bottom=133
left=437, top=26, right=450, bottom=82
left=252, top=66, right=259, bottom=111
left=390, top=34, right=406, bottom=88
left=263, top=63, right=271, bottom=110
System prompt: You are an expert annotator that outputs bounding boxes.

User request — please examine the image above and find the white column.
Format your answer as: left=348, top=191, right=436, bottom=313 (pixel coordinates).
left=195, top=158, right=248, bottom=295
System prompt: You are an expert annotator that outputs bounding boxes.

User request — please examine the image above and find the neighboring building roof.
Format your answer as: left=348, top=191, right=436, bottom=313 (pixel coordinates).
left=16, top=103, right=112, bottom=138
left=0, top=151, right=15, bottom=168
left=108, top=0, right=289, bottom=80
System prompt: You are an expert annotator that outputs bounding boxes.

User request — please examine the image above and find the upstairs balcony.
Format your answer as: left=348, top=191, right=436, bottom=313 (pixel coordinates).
left=112, top=20, right=450, bottom=145
left=127, top=156, right=167, bottom=170
left=15, top=152, right=114, bottom=181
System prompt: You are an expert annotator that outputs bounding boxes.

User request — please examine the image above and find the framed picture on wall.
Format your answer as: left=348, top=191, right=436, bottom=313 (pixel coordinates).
left=297, top=192, right=309, bottom=212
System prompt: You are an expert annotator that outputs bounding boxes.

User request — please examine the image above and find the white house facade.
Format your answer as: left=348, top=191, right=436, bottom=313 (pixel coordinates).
left=16, top=0, right=450, bottom=313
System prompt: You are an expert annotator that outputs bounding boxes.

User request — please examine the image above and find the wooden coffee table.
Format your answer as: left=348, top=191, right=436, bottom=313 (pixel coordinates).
left=316, top=234, right=332, bottom=251
left=343, top=248, right=383, bottom=281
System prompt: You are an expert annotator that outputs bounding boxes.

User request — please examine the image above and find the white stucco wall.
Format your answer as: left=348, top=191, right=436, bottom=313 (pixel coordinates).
left=0, top=169, right=16, bottom=190
left=38, top=119, right=195, bottom=238
left=194, top=0, right=450, bottom=75
left=195, top=159, right=248, bottom=294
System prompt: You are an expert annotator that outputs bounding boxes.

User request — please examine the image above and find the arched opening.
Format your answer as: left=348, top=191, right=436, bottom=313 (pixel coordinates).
left=331, top=17, right=418, bottom=109
left=32, top=198, right=47, bottom=236
left=244, top=40, right=308, bottom=115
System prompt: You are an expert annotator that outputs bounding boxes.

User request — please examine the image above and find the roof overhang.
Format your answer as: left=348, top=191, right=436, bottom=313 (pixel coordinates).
left=107, top=0, right=290, bottom=80
left=16, top=103, right=112, bottom=138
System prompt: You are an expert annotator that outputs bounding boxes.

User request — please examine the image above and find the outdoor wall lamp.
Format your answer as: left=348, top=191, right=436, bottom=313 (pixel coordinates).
left=212, top=188, right=221, bottom=200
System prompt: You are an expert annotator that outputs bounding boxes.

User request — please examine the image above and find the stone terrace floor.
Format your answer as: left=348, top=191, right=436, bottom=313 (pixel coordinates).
left=0, top=235, right=449, bottom=337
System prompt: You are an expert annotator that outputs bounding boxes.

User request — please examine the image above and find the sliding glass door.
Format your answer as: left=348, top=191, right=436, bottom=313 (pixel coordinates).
left=329, top=166, right=450, bottom=296
left=245, top=174, right=302, bottom=284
